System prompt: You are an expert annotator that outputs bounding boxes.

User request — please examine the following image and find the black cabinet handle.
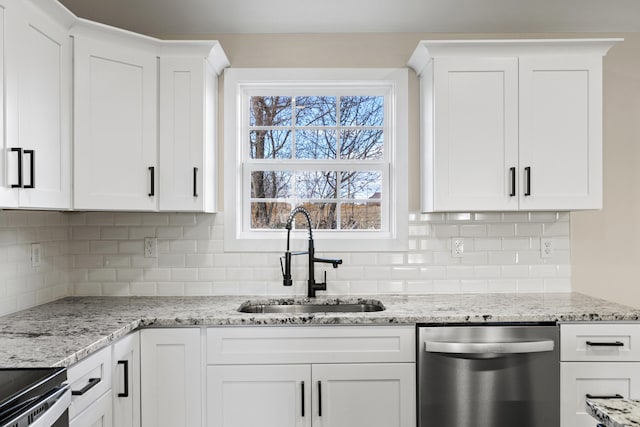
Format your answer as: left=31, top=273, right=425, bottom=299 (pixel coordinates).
left=117, top=360, right=129, bottom=398
left=193, top=167, right=198, bottom=197
left=148, top=166, right=155, bottom=197
left=509, top=167, right=516, bottom=197
left=11, top=148, right=22, bottom=188
left=72, top=377, right=101, bottom=396
left=586, top=341, right=624, bottom=347
left=586, top=393, right=624, bottom=399
left=301, top=381, right=305, bottom=417
left=318, top=381, right=322, bottom=417
left=524, top=167, right=531, bottom=196
left=23, top=150, right=34, bottom=189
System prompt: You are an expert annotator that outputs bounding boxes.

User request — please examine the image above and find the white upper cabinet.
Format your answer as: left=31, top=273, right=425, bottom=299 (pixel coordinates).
left=72, top=23, right=159, bottom=211
left=72, top=21, right=228, bottom=212
left=159, top=43, right=228, bottom=212
left=0, top=0, right=73, bottom=209
left=409, top=39, right=621, bottom=212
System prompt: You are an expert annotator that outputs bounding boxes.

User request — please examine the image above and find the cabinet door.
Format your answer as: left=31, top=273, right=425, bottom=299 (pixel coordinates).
left=561, top=362, right=640, bottom=427
left=12, top=3, right=71, bottom=208
left=430, top=57, right=519, bottom=211
left=74, top=35, right=157, bottom=211
left=0, top=0, right=71, bottom=209
left=312, top=363, right=415, bottom=427
left=207, top=365, right=311, bottom=427
left=159, top=56, right=215, bottom=212
left=113, top=332, right=140, bottom=427
left=70, top=391, right=113, bottom=427
left=141, top=328, right=202, bottom=427
left=519, top=56, right=603, bottom=210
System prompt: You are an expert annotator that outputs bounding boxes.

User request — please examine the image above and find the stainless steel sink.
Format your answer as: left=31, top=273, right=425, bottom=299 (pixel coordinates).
left=237, top=300, right=385, bottom=314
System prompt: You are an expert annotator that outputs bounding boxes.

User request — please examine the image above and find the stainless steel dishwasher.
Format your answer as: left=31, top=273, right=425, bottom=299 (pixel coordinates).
left=418, top=323, right=559, bottom=427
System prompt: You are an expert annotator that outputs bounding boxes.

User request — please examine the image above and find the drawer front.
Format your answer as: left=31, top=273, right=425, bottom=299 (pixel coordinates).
left=207, top=326, right=415, bottom=365
left=561, top=362, right=640, bottom=427
left=70, top=390, right=113, bottom=427
left=68, top=346, right=112, bottom=420
left=561, top=323, right=640, bottom=362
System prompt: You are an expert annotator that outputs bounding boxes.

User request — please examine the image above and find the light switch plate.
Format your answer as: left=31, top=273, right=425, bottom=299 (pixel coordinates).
left=31, top=243, right=41, bottom=268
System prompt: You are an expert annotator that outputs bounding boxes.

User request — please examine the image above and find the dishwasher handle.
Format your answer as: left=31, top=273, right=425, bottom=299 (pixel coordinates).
left=425, top=340, right=555, bottom=356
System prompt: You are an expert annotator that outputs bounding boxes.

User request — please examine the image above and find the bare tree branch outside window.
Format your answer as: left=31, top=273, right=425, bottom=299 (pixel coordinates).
left=249, top=95, right=384, bottom=231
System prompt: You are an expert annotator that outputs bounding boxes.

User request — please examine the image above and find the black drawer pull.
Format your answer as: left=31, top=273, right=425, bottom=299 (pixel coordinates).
left=23, top=150, right=35, bottom=189
left=148, top=166, right=155, bottom=197
left=524, top=166, right=531, bottom=196
left=193, top=167, right=198, bottom=197
left=72, top=377, right=101, bottom=396
left=117, top=360, right=129, bottom=397
left=11, top=148, right=23, bottom=188
left=586, top=393, right=624, bottom=399
left=301, top=381, right=305, bottom=417
left=586, top=341, right=624, bottom=347
left=509, top=167, right=516, bottom=197
left=318, top=381, right=322, bottom=417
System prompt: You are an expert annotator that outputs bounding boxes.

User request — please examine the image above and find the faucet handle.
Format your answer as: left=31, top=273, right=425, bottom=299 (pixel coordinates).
left=280, top=252, right=293, bottom=286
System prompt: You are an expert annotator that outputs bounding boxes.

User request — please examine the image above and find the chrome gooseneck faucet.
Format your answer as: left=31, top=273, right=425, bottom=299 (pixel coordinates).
left=280, top=207, right=342, bottom=297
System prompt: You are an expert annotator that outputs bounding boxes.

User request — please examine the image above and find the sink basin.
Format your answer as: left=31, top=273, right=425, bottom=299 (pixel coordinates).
left=237, top=300, right=385, bottom=314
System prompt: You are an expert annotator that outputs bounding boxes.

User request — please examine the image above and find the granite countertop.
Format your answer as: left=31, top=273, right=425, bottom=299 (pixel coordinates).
left=587, top=398, right=640, bottom=427
left=0, top=292, right=638, bottom=368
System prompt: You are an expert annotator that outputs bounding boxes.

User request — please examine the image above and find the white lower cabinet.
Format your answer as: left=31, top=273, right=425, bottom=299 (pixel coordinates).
left=560, top=323, right=640, bottom=427
left=112, top=331, right=141, bottom=427
left=140, top=328, right=203, bottom=427
left=68, top=346, right=113, bottom=427
left=69, top=392, right=113, bottom=427
left=206, top=326, right=416, bottom=427
left=208, top=364, right=311, bottom=427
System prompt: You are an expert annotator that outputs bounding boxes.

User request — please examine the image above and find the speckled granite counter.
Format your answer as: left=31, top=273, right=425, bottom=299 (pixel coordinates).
left=0, top=292, right=638, bottom=368
left=587, top=398, right=640, bottom=427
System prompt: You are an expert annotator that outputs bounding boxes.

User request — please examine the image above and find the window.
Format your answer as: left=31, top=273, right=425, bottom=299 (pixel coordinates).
left=224, top=69, right=407, bottom=252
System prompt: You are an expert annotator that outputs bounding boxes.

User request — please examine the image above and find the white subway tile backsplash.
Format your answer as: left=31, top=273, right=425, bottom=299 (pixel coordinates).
left=0, top=209, right=573, bottom=313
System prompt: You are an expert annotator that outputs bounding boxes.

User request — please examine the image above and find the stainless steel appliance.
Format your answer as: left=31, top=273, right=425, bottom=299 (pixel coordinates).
left=0, top=367, right=70, bottom=427
left=418, top=323, right=559, bottom=427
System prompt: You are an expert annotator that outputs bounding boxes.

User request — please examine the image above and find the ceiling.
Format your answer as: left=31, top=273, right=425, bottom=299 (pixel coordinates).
left=57, top=0, right=640, bottom=36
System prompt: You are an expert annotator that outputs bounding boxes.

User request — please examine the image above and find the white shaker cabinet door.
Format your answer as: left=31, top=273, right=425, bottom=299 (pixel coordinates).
left=159, top=56, right=215, bottom=212
left=207, top=364, right=312, bottom=427
left=561, top=362, right=640, bottom=427
left=519, top=55, right=603, bottom=210
left=73, top=35, right=158, bottom=211
left=112, top=331, right=140, bottom=427
left=429, top=56, right=519, bottom=212
left=0, top=0, right=72, bottom=209
left=312, top=363, right=416, bottom=427
left=140, top=328, right=202, bottom=427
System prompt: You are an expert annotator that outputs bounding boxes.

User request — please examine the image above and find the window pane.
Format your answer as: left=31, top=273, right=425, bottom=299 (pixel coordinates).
left=340, top=130, right=383, bottom=160
left=295, top=96, right=337, bottom=126
left=296, top=130, right=336, bottom=159
left=251, top=202, right=292, bottom=229
left=250, top=96, right=292, bottom=126
left=340, top=203, right=381, bottom=230
left=296, top=171, right=337, bottom=199
left=294, top=202, right=337, bottom=230
left=250, top=130, right=292, bottom=159
left=340, top=171, right=382, bottom=199
left=339, top=96, right=384, bottom=127
left=251, top=171, right=293, bottom=198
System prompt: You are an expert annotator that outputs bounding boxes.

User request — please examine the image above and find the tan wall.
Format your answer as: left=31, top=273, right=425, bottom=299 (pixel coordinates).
left=209, top=32, right=640, bottom=306
left=571, top=33, right=640, bottom=308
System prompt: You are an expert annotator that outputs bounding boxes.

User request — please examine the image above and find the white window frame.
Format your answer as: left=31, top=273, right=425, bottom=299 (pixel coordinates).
left=224, top=68, right=408, bottom=252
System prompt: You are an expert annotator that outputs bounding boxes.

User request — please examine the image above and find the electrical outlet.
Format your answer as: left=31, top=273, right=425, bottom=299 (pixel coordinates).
left=451, top=238, right=464, bottom=258
left=144, top=237, right=157, bottom=258
left=541, top=237, right=553, bottom=259
left=31, top=243, right=41, bottom=268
